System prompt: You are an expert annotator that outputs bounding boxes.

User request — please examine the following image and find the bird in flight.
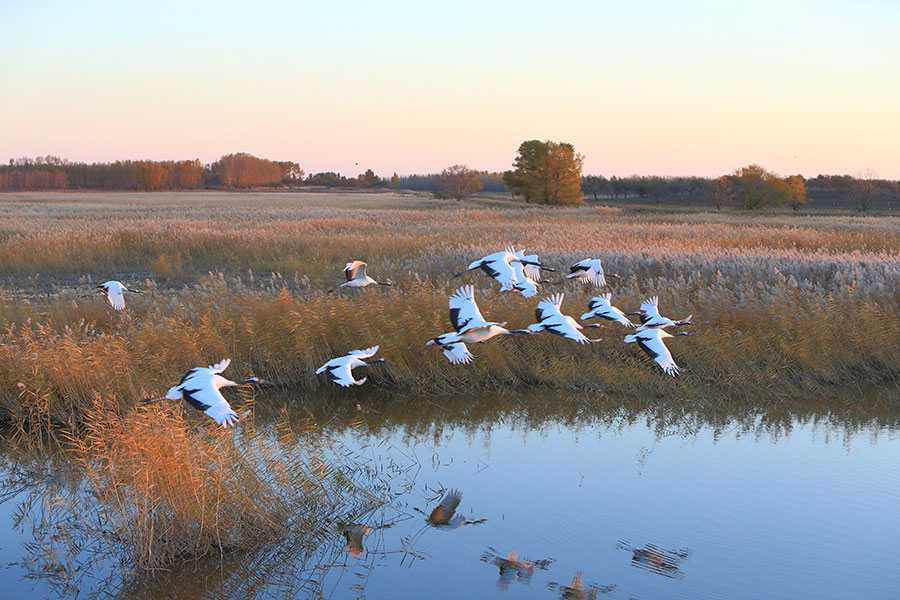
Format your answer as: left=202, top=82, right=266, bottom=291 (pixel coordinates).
left=329, top=260, right=392, bottom=292
left=316, top=346, right=392, bottom=387
left=145, top=358, right=264, bottom=427
left=95, top=280, right=141, bottom=311
left=424, top=285, right=527, bottom=364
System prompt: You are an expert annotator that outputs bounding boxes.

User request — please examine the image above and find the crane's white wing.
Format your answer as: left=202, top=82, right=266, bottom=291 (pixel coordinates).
left=442, top=343, right=474, bottom=364
left=177, top=369, right=242, bottom=426
left=103, top=281, right=125, bottom=310
left=510, top=259, right=539, bottom=297
left=479, top=257, right=519, bottom=289
left=449, top=285, right=489, bottom=332
left=638, top=296, right=662, bottom=324
left=627, top=329, right=680, bottom=376
left=539, top=315, right=595, bottom=344
left=513, top=278, right=538, bottom=298
left=344, top=260, right=367, bottom=282
left=582, top=294, right=635, bottom=327
left=567, top=259, right=605, bottom=286
left=348, top=345, right=379, bottom=359
left=516, top=251, right=543, bottom=281
left=208, top=358, right=231, bottom=373
left=534, top=293, right=565, bottom=323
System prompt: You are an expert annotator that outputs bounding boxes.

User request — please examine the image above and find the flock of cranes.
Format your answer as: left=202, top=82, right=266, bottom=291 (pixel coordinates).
left=92, top=247, right=696, bottom=427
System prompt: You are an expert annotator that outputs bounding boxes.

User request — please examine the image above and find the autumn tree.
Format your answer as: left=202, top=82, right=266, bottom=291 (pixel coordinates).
left=438, top=164, right=483, bottom=200
left=710, top=175, right=735, bottom=210
left=732, top=164, right=788, bottom=210
left=785, top=175, right=808, bottom=211
left=358, top=169, right=382, bottom=188
left=503, top=140, right=584, bottom=206
left=391, top=172, right=399, bottom=189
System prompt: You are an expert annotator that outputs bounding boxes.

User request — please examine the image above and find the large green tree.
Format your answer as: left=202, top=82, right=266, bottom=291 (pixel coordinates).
left=733, top=164, right=789, bottom=210
left=503, top=140, right=584, bottom=205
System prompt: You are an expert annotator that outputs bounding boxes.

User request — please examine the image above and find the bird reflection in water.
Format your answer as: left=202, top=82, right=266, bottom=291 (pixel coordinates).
left=617, top=540, right=690, bottom=579
left=341, top=524, right=373, bottom=557
left=480, top=547, right=553, bottom=593
left=548, top=571, right=616, bottom=599
left=424, top=488, right=486, bottom=529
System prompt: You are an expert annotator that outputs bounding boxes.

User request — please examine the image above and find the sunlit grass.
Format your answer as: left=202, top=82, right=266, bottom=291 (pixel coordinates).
left=1, top=191, right=899, bottom=428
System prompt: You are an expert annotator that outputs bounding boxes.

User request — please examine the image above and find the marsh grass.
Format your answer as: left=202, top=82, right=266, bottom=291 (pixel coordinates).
left=2, top=191, right=900, bottom=427
left=9, top=398, right=391, bottom=597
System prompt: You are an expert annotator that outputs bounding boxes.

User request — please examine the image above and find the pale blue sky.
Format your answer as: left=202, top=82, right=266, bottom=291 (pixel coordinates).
left=2, top=0, right=898, bottom=177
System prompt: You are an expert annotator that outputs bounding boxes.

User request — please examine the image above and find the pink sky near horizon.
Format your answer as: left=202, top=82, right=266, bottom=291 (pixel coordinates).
left=2, top=1, right=898, bottom=179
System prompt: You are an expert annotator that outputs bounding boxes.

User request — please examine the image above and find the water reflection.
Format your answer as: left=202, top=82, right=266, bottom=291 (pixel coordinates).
left=548, top=571, right=616, bottom=599
left=617, top=541, right=690, bottom=579
left=341, top=524, right=373, bottom=557
left=0, top=386, right=899, bottom=600
left=481, top=547, right=553, bottom=592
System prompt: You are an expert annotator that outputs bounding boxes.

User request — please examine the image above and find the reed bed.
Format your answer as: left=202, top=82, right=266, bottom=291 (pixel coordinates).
left=9, top=398, right=390, bottom=596
left=1, top=191, right=899, bottom=427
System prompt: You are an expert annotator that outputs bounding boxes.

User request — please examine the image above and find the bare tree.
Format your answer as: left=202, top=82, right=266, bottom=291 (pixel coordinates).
left=439, top=164, right=483, bottom=200
left=849, top=170, right=877, bottom=212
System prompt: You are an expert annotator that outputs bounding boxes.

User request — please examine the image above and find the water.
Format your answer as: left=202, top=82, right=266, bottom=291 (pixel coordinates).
left=2, top=395, right=899, bottom=599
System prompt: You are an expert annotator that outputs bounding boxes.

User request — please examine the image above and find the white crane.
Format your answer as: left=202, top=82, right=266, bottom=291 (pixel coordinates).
left=566, top=258, right=621, bottom=287
left=423, top=285, right=525, bottom=364
left=523, top=293, right=600, bottom=344
left=508, top=250, right=554, bottom=298
left=95, top=280, right=140, bottom=311
left=453, top=248, right=546, bottom=291
left=630, top=296, right=692, bottom=331
left=580, top=293, right=636, bottom=328
left=144, top=359, right=263, bottom=427
left=316, top=345, right=392, bottom=387
left=329, top=260, right=392, bottom=293
left=624, top=328, right=692, bottom=376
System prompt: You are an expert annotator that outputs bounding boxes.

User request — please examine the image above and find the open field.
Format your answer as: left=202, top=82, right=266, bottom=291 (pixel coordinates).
left=2, top=191, right=899, bottom=426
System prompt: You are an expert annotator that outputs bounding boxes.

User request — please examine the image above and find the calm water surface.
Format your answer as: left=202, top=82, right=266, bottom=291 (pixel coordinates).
left=1, top=395, right=899, bottom=600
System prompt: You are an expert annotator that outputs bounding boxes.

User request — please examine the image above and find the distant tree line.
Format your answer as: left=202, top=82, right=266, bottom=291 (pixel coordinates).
left=3, top=151, right=897, bottom=212
left=580, top=170, right=900, bottom=212
left=0, top=154, right=303, bottom=191
left=397, top=171, right=507, bottom=193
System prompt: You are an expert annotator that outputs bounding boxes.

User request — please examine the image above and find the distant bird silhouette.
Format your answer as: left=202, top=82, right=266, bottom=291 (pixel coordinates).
left=454, top=248, right=545, bottom=291
left=624, top=328, right=692, bottom=376
left=424, top=285, right=527, bottom=364
left=144, top=359, right=263, bottom=427
left=566, top=258, right=621, bottom=287
left=630, top=296, right=692, bottom=331
left=523, top=293, right=601, bottom=344
left=341, top=524, right=373, bottom=557
left=580, top=293, right=636, bottom=328
left=316, top=346, right=391, bottom=387
left=329, top=260, right=392, bottom=292
left=95, top=280, right=140, bottom=311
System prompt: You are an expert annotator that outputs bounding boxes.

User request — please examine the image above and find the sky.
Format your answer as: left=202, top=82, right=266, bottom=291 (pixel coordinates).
left=1, top=0, right=898, bottom=178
